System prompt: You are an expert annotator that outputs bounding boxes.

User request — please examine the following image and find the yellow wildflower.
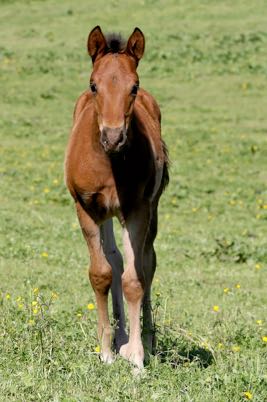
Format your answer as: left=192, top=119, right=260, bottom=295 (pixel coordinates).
left=17, top=303, right=24, bottom=310
left=95, top=345, right=100, bottom=353
left=255, top=263, right=262, bottom=270
left=243, top=391, right=253, bottom=400
left=32, top=301, right=38, bottom=306
left=33, top=288, right=39, bottom=295
left=171, top=197, right=177, bottom=205
left=51, top=292, right=58, bottom=300
left=200, top=341, right=210, bottom=350
left=76, top=312, right=82, bottom=317
left=229, top=200, right=236, bottom=206
left=3, top=57, right=11, bottom=65
left=217, top=342, right=224, bottom=349
left=5, top=293, right=11, bottom=300
left=28, top=319, right=35, bottom=326
left=213, top=305, right=220, bottom=312
left=32, top=308, right=39, bottom=315
left=16, top=296, right=22, bottom=302
left=262, top=336, right=267, bottom=343
left=43, top=188, right=50, bottom=193
left=223, top=287, right=229, bottom=293
left=87, top=303, right=95, bottom=310
left=256, top=320, right=263, bottom=326
left=235, top=283, right=241, bottom=289
left=53, top=179, right=59, bottom=185
left=232, top=345, right=240, bottom=352
left=41, top=252, right=48, bottom=258
left=164, top=319, right=172, bottom=325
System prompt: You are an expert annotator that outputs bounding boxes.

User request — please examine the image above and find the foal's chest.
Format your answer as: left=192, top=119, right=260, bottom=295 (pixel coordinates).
left=78, top=177, right=120, bottom=223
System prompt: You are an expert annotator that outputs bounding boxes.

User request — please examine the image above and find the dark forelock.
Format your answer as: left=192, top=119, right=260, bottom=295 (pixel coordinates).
left=105, top=33, right=126, bottom=53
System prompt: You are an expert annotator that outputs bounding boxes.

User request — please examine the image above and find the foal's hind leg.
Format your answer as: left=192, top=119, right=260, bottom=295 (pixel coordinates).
left=142, top=245, right=156, bottom=358
left=142, top=208, right=158, bottom=357
left=76, top=203, right=113, bottom=363
left=100, top=219, right=128, bottom=352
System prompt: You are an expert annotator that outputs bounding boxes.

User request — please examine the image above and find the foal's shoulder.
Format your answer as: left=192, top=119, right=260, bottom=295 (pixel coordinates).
left=136, top=88, right=161, bottom=123
left=73, top=90, right=94, bottom=123
left=134, top=88, right=166, bottom=165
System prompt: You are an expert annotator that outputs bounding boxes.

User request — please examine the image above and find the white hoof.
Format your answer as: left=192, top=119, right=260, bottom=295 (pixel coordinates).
left=100, top=351, right=114, bottom=364
left=119, top=342, right=144, bottom=369
left=132, top=366, right=146, bottom=376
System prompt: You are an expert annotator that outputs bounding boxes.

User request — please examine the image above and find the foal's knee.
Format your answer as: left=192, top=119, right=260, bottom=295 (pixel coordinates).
left=122, top=269, right=144, bottom=303
left=89, top=262, right=112, bottom=295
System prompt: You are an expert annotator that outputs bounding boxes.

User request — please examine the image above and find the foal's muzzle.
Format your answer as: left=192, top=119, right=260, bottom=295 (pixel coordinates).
left=100, top=126, right=127, bottom=153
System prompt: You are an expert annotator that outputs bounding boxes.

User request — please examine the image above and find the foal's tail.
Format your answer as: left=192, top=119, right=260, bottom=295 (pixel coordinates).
left=161, top=139, right=169, bottom=191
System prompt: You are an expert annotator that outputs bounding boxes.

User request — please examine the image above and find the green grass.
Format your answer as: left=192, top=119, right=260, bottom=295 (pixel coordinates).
left=1, top=0, right=267, bottom=400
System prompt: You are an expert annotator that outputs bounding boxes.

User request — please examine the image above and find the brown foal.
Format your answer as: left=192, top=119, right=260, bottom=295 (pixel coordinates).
left=65, top=26, right=169, bottom=369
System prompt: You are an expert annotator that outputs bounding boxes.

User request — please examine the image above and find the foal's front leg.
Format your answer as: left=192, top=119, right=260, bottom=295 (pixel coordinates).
left=119, top=203, right=150, bottom=369
left=76, top=203, right=113, bottom=363
left=100, top=219, right=128, bottom=352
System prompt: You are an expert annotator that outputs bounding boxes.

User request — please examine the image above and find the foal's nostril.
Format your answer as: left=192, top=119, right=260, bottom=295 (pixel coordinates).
left=101, top=126, right=126, bottom=151
left=101, top=130, right=109, bottom=147
left=114, top=130, right=124, bottom=146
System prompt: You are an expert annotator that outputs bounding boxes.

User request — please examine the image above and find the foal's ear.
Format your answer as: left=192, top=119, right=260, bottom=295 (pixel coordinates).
left=126, top=28, right=145, bottom=65
left=87, top=25, right=107, bottom=63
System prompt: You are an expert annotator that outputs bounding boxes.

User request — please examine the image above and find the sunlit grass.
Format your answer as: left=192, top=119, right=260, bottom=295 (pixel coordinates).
left=0, top=0, right=267, bottom=400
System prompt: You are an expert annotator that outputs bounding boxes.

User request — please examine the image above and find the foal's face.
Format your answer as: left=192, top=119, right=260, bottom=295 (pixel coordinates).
left=90, top=54, right=139, bottom=153
left=87, top=26, right=145, bottom=154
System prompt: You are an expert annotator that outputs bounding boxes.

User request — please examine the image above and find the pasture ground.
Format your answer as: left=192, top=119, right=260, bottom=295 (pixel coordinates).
left=0, top=0, right=267, bottom=400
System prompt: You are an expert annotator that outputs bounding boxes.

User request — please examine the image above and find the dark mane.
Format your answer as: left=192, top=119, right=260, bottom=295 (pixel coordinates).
left=105, top=32, right=126, bottom=53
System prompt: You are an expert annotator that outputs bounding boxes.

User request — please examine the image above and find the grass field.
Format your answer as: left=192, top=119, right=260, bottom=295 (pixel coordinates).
left=1, top=0, right=267, bottom=400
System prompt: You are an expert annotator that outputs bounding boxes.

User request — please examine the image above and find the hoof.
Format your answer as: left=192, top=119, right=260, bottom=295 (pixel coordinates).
left=119, top=342, right=144, bottom=369
left=100, top=351, right=114, bottom=364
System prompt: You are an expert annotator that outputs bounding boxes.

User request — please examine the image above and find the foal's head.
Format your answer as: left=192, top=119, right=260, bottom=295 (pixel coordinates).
left=87, top=26, right=145, bottom=153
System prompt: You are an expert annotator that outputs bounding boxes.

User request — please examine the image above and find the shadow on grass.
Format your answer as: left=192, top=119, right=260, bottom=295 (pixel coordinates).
left=153, top=328, right=215, bottom=369
left=156, top=344, right=214, bottom=368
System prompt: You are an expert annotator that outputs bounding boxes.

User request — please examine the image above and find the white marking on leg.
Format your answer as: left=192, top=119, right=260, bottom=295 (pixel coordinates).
left=119, top=226, right=145, bottom=369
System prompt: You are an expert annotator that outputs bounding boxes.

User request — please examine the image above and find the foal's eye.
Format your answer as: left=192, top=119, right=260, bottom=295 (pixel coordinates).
left=90, top=83, right=97, bottom=93
left=131, top=84, right=139, bottom=96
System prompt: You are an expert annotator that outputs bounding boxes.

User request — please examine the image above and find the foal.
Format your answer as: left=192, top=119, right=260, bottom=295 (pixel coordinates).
left=65, top=26, right=169, bottom=369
